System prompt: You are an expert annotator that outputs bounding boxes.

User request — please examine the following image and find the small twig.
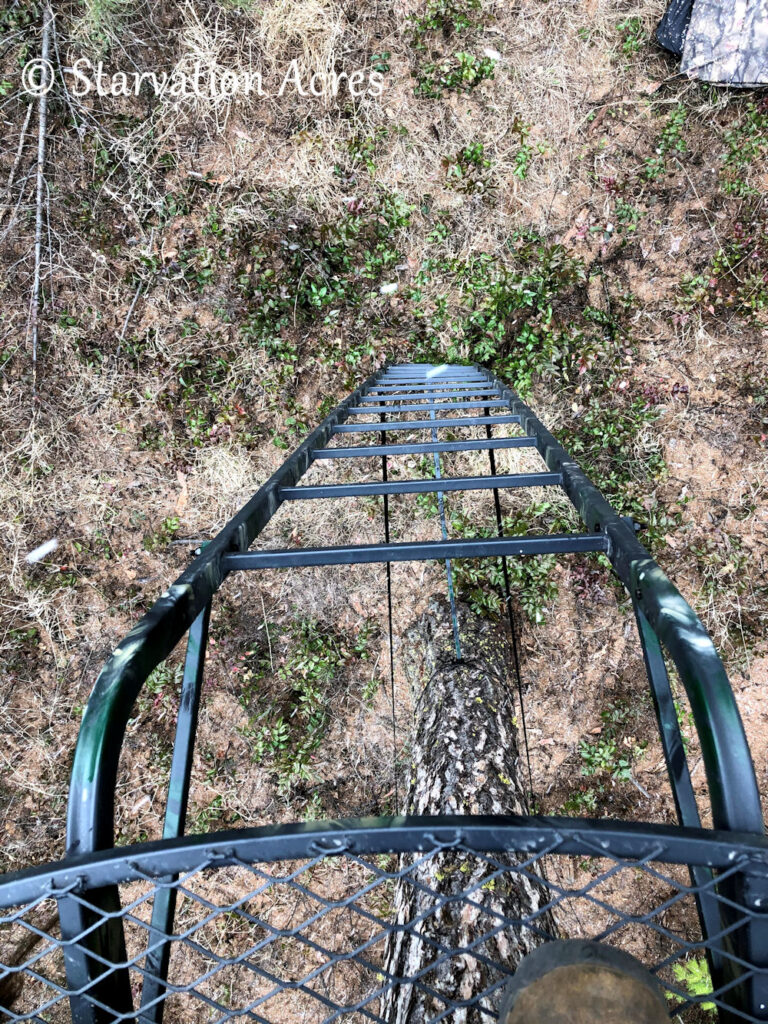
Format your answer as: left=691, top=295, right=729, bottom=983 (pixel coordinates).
left=629, top=774, right=652, bottom=800
left=45, top=175, right=54, bottom=307
left=0, top=170, right=33, bottom=244
left=261, top=593, right=274, bottom=672
left=0, top=101, right=33, bottom=225
left=117, top=228, right=154, bottom=355
left=118, top=282, right=144, bottom=346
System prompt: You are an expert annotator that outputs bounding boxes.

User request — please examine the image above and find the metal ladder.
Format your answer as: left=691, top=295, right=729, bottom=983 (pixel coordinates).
left=1, top=363, right=766, bottom=1024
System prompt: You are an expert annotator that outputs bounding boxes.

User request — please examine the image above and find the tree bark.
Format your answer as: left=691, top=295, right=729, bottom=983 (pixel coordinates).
left=382, top=597, right=555, bottom=1024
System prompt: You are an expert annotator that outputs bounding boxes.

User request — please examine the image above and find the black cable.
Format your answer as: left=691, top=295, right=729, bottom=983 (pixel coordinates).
left=485, top=417, right=534, bottom=812
left=381, top=413, right=400, bottom=813
left=430, top=412, right=461, bottom=660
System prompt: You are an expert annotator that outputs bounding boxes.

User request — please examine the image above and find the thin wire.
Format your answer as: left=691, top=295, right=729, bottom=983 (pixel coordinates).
left=485, top=418, right=534, bottom=811
left=380, top=413, right=400, bottom=813
left=430, top=410, right=461, bottom=660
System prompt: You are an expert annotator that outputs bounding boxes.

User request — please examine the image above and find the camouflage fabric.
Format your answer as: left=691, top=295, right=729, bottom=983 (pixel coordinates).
left=656, top=0, right=694, bottom=56
left=681, top=0, right=768, bottom=85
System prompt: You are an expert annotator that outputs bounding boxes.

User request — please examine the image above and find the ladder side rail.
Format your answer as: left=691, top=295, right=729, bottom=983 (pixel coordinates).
left=60, top=366, right=387, bottom=1024
left=138, top=601, right=212, bottom=1024
left=485, top=364, right=767, bottom=1021
left=485, top=365, right=762, bottom=836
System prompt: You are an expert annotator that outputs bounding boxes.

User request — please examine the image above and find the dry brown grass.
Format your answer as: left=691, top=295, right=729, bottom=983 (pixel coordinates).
left=0, top=9, right=766, bottom=1023
left=0, top=0, right=765, bottom=883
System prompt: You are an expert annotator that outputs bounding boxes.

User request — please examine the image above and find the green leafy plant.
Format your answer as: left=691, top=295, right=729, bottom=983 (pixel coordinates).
left=667, top=957, right=716, bottom=1013
left=143, top=516, right=180, bottom=552
left=446, top=503, right=562, bottom=623
left=442, top=143, right=493, bottom=194
left=565, top=386, right=665, bottom=518
left=578, top=700, right=647, bottom=783
left=616, top=17, right=646, bottom=55
left=134, top=660, right=183, bottom=719
left=191, top=794, right=229, bottom=834
left=415, top=52, right=496, bottom=98
left=615, top=198, right=641, bottom=233
left=408, top=0, right=481, bottom=45
left=406, top=0, right=495, bottom=97
left=411, top=234, right=593, bottom=384
left=510, top=116, right=543, bottom=181
left=679, top=209, right=768, bottom=322
left=579, top=737, right=619, bottom=776
left=562, top=786, right=600, bottom=815
left=371, top=51, right=391, bottom=73
left=235, top=190, right=413, bottom=365
left=643, top=103, right=688, bottom=180
left=239, top=619, right=376, bottom=795
left=347, top=126, right=407, bottom=174
left=720, top=99, right=768, bottom=196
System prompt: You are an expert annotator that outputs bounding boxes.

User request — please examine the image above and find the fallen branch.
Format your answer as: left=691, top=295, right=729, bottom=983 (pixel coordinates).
left=27, top=3, right=53, bottom=400
left=117, top=229, right=155, bottom=352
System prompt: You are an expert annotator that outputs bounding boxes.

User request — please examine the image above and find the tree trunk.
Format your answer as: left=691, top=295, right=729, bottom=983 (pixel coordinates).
left=382, top=597, right=555, bottom=1024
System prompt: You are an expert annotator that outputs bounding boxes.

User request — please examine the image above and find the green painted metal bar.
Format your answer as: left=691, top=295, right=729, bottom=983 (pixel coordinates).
left=221, top=533, right=609, bottom=570
left=279, top=472, right=562, bottom=500
left=347, top=400, right=508, bottom=414
left=333, top=415, right=520, bottom=433
left=312, top=438, right=537, bottom=459
left=138, top=602, right=211, bottom=1024
left=369, top=384, right=498, bottom=393
left=60, top=366, right=388, bottom=1024
left=358, top=389, right=501, bottom=402
left=4, top=817, right=768, bottom=910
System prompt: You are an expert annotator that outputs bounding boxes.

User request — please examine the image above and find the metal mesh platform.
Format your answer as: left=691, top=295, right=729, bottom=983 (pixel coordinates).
left=2, top=820, right=768, bottom=1023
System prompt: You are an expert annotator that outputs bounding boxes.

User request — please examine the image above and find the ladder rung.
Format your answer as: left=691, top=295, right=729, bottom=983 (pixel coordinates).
left=347, top=400, right=508, bottom=415
left=379, top=377, right=488, bottom=385
left=369, top=384, right=497, bottom=393
left=334, top=415, right=520, bottom=433
left=376, top=376, right=487, bottom=385
left=280, top=472, right=562, bottom=500
left=359, top=390, right=500, bottom=402
left=222, top=533, right=608, bottom=570
left=381, top=366, right=482, bottom=373
left=312, top=438, right=538, bottom=459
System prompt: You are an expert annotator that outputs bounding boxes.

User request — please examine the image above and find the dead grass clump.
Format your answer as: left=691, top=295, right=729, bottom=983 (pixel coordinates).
left=260, top=0, right=345, bottom=77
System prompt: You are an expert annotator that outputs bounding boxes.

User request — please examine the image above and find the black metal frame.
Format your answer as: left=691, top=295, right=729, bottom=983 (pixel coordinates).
left=4, top=817, right=768, bottom=910
left=2, top=819, right=768, bottom=1023
left=1, top=363, right=766, bottom=1023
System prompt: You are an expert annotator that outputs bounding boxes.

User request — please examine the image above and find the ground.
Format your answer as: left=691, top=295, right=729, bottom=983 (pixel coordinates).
left=0, top=0, right=767, bottom=1017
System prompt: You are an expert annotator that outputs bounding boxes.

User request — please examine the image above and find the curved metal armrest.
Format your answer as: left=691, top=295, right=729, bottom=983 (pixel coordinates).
left=491, top=369, right=764, bottom=838
left=630, top=555, right=763, bottom=834
left=66, top=367, right=386, bottom=857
